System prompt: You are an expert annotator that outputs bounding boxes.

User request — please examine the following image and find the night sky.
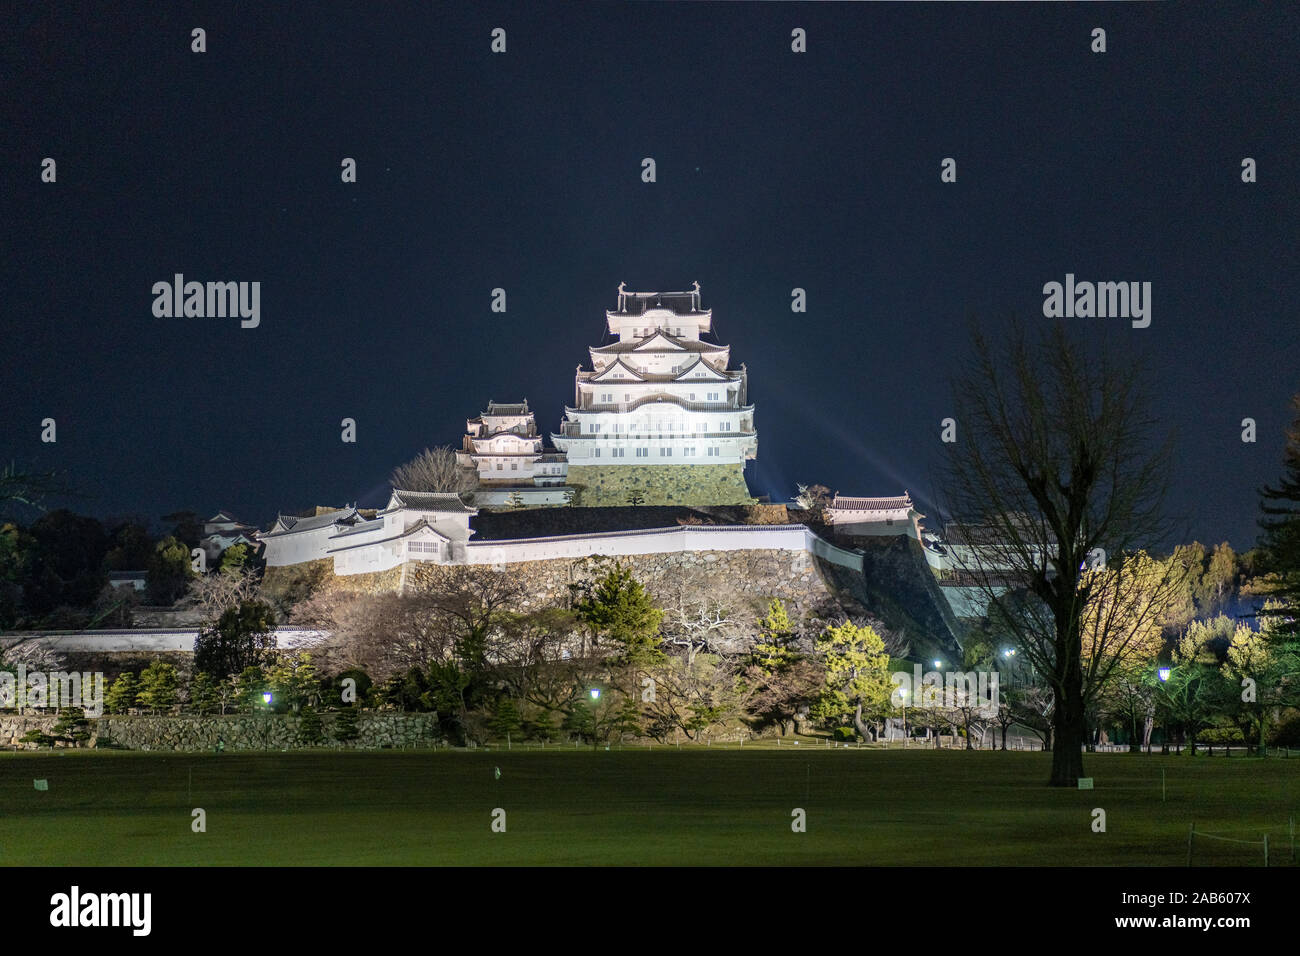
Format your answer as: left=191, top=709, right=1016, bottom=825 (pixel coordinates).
left=5, top=2, right=1297, bottom=550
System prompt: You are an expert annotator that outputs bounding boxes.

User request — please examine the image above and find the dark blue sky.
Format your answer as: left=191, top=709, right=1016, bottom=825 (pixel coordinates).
left=4, top=2, right=1297, bottom=550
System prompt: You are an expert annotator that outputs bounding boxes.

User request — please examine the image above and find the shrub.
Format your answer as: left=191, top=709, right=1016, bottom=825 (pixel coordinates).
left=297, top=707, right=324, bottom=745
left=333, top=706, right=360, bottom=743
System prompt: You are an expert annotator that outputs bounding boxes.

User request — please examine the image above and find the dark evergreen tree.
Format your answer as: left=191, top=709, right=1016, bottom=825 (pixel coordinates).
left=1258, top=393, right=1300, bottom=639
left=297, top=706, right=324, bottom=745
left=193, top=600, right=277, bottom=680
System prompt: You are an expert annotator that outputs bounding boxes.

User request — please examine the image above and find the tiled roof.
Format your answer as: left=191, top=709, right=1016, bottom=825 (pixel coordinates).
left=326, top=519, right=451, bottom=554
left=830, top=495, right=914, bottom=511
left=589, top=359, right=648, bottom=382
left=583, top=365, right=738, bottom=385
left=614, top=292, right=703, bottom=316
left=592, top=337, right=724, bottom=356
left=264, top=507, right=360, bottom=536
left=329, top=520, right=385, bottom=539
left=386, top=489, right=477, bottom=514
left=484, top=400, right=530, bottom=416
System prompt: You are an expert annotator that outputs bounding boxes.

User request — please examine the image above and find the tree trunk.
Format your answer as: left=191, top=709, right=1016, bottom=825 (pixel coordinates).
left=1049, top=684, right=1086, bottom=786
left=852, top=701, right=870, bottom=742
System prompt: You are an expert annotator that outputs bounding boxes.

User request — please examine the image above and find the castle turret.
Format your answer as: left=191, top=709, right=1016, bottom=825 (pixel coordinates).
left=552, top=285, right=756, bottom=505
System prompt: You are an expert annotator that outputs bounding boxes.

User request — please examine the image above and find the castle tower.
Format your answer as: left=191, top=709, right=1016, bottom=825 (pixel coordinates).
left=551, top=284, right=757, bottom=506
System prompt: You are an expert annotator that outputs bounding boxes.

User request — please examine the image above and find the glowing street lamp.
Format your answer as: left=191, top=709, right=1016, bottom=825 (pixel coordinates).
left=589, top=688, right=601, bottom=701
left=261, top=692, right=273, bottom=750
left=1158, top=667, right=1171, bottom=682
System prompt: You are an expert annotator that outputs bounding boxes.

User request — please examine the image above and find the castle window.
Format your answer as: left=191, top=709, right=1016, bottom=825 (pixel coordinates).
left=636, top=447, right=648, bottom=458
left=660, top=447, right=672, bottom=457
left=708, top=447, right=719, bottom=457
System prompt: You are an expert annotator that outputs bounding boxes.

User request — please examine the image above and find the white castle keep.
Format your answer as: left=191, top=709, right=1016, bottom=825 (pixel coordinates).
left=552, top=282, right=757, bottom=467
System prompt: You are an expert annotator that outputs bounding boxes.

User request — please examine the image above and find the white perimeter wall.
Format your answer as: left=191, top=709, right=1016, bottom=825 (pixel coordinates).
left=3, top=627, right=329, bottom=653
left=463, top=524, right=862, bottom=571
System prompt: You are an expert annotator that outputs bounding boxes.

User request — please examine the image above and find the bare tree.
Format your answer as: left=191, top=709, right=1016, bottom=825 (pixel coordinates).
left=643, top=649, right=748, bottom=743
left=187, top=567, right=262, bottom=620
left=942, top=318, right=1178, bottom=785
left=661, top=589, right=744, bottom=663
left=391, top=446, right=478, bottom=495
left=0, top=461, right=68, bottom=519
left=294, top=590, right=457, bottom=679
left=405, top=563, right=529, bottom=665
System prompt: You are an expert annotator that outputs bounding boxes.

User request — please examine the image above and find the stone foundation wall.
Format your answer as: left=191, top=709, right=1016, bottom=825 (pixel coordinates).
left=319, top=564, right=403, bottom=597
left=394, top=548, right=861, bottom=652
left=0, top=712, right=440, bottom=751
left=565, top=464, right=754, bottom=507
left=262, top=558, right=332, bottom=609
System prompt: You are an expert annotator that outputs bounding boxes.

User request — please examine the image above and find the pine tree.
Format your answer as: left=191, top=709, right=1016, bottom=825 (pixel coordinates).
left=490, top=697, right=521, bottom=741
left=1259, top=393, right=1300, bottom=639
left=105, top=672, right=139, bottom=714
left=297, top=706, right=324, bottom=745
left=749, top=598, right=799, bottom=671
left=231, top=666, right=267, bottom=713
left=52, top=706, right=91, bottom=746
left=576, top=563, right=664, bottom=666
left=333, top=705, right=361, bottom=743
left=189, top=671, right=220, bottom=715
left=810, top=620, right=892, bottom=741
left=137, top=660, right=179, bottom=714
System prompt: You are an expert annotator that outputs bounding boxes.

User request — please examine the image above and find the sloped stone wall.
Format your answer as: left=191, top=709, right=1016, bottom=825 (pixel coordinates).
left=566, top=464, right=755, bottom=507
left=397, top=548, right=860, bottom=653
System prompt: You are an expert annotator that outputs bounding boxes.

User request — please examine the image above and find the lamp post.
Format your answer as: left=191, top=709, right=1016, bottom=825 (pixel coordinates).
left=1157, top=667, right=1171, bottom=754
left=932, top=661, right=943, bottom=747
left=262, top=691, right=273, bottom=751
left=587, top=687, right=600, bottom=750
left=894, top=686, right=909, bottom=745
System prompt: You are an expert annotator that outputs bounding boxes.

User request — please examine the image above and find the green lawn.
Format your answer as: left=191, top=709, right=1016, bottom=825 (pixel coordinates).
left=2, top=746, right=1297, bottom=865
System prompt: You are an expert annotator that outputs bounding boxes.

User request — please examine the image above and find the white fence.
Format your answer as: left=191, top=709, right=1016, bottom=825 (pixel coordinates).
left=463, top=524, right=864, bottom=570
left=1, top=627, right=329, bottom=653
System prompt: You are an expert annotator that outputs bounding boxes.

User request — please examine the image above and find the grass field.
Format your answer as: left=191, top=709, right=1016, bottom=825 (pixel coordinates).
left=3, top=745, right=1298, bottom=865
